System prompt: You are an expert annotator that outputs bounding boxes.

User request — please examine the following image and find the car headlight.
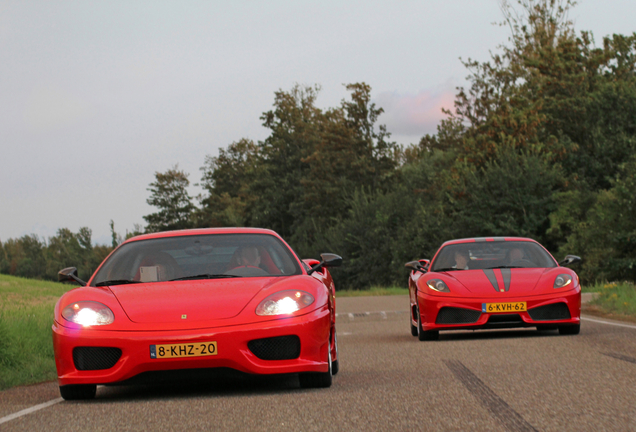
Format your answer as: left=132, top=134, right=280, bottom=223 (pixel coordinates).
left=62, top=301, right=115, bottom=326
left=426, top=279, right=450, bottom=293
left=553, top=274, right=573, bottom=289
left=256, top=290, right=315, bottom=316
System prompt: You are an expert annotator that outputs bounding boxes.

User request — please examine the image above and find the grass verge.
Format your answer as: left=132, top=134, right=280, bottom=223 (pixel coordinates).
left=0, top=274, right=405, bottom=391
left=0, top=274, right=71, bottom=390
left=582, top=281, right=636, bottom=322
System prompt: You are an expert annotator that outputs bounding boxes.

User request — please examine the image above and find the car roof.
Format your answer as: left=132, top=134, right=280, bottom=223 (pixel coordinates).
left=441, top=237, right=538, bottom=246
left=122, top=227, right=281, bottom=244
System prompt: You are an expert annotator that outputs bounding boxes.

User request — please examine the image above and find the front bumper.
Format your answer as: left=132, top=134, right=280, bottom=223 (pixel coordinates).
left=417, top=288, right=581, bottom=332
left=52, top=307, right=331, bottom=387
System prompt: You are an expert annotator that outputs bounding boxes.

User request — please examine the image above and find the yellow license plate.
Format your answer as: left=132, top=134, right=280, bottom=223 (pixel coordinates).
left=150, top=341, right=217, bottom=359
left=482, top=302, right=527, bottom=313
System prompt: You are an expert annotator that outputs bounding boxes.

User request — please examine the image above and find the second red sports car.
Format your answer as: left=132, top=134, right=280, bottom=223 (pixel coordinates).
left=53, top=227, right=341, bottom=399
left=406, top=237, right=581, bottom=341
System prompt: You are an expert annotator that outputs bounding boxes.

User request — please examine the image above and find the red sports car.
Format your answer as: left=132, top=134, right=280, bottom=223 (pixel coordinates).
left=53, top=228, right=341, bottom=400
left=406, top=237, right=581, bottom=341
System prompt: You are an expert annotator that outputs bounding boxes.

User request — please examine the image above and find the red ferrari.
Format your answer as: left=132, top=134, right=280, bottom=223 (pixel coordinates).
left=406, top=237, right=581, bottom=341
left=53, top=228, right=341, bottom=400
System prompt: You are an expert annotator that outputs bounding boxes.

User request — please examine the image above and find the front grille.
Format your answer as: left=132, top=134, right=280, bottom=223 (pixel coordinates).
left=436, top=307, right=481, bottom=324
left=528, top=303, right=571, bottom=321
left=248, top=335, right=301, bottom=360
left=73, top=347, right=122, bottom=371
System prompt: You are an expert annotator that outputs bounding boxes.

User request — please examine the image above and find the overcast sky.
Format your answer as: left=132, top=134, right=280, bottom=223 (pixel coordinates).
left=2, top=0, right=635, bottom=246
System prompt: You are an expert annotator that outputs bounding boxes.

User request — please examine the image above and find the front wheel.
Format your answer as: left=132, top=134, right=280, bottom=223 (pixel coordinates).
left=417, top=307, right=439, bottom=341
left=331, top=331, right=339, bottom=375
left=299, top=341, right=333, bottom=388
left=558, top=324, right=580, bottom=335
left=59, top=384, right=96, bottom=400
left=410, top=306, right=418, bottom=336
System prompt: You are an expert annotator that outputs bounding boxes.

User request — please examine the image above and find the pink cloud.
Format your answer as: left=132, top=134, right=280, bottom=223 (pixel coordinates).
left=374, top=87, right=456, bottom=137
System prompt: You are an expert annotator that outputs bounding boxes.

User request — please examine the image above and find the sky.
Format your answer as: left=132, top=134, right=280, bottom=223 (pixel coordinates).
left=1, top=0, right=635, bottom=246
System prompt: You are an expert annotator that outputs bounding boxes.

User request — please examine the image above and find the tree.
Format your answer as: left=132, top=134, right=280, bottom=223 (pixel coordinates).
left=555, top=157, right=636, bottom=283
left=45, top=228, right=99, bottom=281
left=143, top=165, right=195, bottom=232
left=197, top=83, right=398, bottom=257
left=196, top=139, right=260, bottom=227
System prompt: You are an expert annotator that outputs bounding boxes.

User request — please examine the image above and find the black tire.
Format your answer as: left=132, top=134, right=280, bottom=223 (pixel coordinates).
left=299, top=342, right=333, bottom=389
left=417, top=307, right=439, bottom=341
left=410, top=307, right=419, bottom=336
left=558, top=324, right=580, bottom=335
left=59, top=384, right=96, bottom=400
left=331, top=331, right=339, bottom=375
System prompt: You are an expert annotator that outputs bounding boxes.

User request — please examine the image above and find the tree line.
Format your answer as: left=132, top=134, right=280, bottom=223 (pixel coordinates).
left=3, top=1, right=636, bottom=288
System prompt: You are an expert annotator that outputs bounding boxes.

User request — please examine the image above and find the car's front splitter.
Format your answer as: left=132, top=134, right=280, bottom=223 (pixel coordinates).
left=52, top=306, right=331, bottom=387
left=416, top=288, right=581, bottom=332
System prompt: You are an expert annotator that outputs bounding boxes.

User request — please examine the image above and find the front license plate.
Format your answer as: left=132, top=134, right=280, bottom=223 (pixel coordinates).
left=482, top=302, right=527, bottom=313
left=150, top=341, right=217, bottom=359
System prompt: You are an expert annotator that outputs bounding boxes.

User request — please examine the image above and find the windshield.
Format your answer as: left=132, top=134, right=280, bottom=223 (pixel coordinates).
left=430, top=241, right=556, bottom=272
left=91, top=233, right=302, bottom=286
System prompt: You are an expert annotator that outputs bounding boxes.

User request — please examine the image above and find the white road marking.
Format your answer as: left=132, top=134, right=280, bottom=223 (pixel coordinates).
left=0, top=315, right=630, bottom=426
left=581, top=316, right=636, bottom=330
left=0, top=397, right=63, bottom=425
left=336, top=310, right=636, bottom=331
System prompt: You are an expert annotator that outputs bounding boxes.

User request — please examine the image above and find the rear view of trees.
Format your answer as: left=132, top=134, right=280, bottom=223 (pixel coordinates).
left=173, top=0, right=636, bottom=289
left=3, top=0, right=636, bottom=289
left=143, top=165, right=195, bottom=232
left=0, top=229, right=112, bottom=282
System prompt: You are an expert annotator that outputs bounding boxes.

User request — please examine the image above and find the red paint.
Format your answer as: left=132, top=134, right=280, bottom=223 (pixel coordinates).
left=52, top=228, right=338, bottom=390
left=408, top=237, right=581, bottom=334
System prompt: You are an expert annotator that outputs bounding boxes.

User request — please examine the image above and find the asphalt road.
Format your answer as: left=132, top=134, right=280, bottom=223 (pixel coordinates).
left=2, top=295, right=636, bottom=431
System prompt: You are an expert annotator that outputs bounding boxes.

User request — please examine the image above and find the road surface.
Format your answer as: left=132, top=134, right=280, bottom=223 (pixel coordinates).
left=1, top=295, right=635, bottom=431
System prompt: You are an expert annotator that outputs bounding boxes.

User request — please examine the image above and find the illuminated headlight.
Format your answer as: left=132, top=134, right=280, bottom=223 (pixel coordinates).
left=256, top=290, right=315, bottom=316
left=553, top=274, right=573, bottom=289
left=426, top=279, right=450, bottom=293
left=62, top=301, right=115, bottom=326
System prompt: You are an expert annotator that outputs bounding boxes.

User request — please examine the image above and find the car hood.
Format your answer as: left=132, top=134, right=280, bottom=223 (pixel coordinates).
left=437, top=268, right=549, bottom=297
left=109, top=277, right=280, bottom=324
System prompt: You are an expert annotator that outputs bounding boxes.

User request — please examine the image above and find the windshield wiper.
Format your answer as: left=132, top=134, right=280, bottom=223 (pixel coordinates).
left=484, top=266, right=525, bottom=269
left=95, top=279, right=142, bottom=287
left=169, top=274, right=240, bottom=281
left=434, top=267, right=464, bottom=272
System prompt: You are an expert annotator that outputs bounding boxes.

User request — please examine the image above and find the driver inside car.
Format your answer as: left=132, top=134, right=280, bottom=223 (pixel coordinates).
left=508, top=247, right=524, bottom=264
left=224, top=246, right=271, bottom=277
left=235, top=246, right=261, bottom=269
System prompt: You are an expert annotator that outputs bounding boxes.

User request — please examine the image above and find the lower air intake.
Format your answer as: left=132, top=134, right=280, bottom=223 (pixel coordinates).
left=487, top=314, right=523, bottom=324
left=528, top=303, right=571, bottom=321
left=73, top=347, right=122, bottom=371
left=248, top=335, right=301, bottom=360
left=436, top=307, right=481, bottom=324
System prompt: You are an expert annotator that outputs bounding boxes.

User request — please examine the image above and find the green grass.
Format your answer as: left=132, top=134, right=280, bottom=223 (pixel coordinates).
left=0, top=274, right=72, bottom=390
left=336, top=286, right=408, bottom=297
left=585, top=281, right=636, bottom=318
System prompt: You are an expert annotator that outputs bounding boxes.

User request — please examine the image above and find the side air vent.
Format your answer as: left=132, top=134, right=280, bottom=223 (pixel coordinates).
left=528, top=303, right=571, bottom=321
left=436, top=307, right=481, bottom=324
left=248, top=335, right=301, bottom=360
left=73, top=347, right=122, bottom=371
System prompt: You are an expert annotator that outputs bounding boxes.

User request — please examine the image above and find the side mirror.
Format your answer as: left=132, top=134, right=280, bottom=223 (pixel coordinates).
left=405, top=261, right=427, bottom=274
left=307, top=253, right=342, bottom=275
left=58, top=267, right=87, bottom=286
left=418, top=259, right=430, bottom=270
left=321, top=253, right=343, bottom=268
left=558, top=255, right=581, bottom=267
